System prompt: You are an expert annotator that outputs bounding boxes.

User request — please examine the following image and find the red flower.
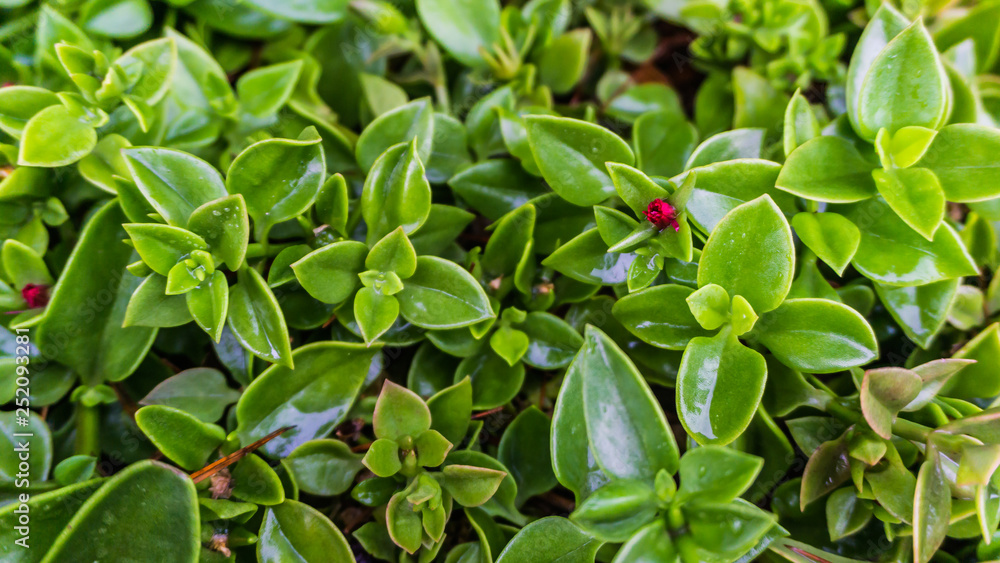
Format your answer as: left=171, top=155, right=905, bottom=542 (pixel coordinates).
left=21, top=284, right=50, bottom=309
left=644, top=199, right=680, bottom=232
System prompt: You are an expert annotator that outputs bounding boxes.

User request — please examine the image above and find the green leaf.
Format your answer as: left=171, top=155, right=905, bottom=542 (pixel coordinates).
left=826, top=487, right=873, bottom=541
left=186, top=270, right=229, bottom=342
left=0, top=411, right=51, bottom=483
left=680, top=501, right=777, bottom=560
left=386, top=490, right=422, bottom=554
left=186, top=194, right=250, bottom=271
left=230, top=453, right=285, bottom=502
left=53, top=455, right=97, bottom=485
left=124, top=274, right=193, bottom=328
left=844, top=3, right=911, bottom=136
left=913, top=457, right=951, bottom=563
left=236, top=341, right=380, bottom=457
left=78, top=134, right=131, bottom=194
left=257, top=500, right=355, bottom=562
left=18, top=105, right=96, bottom=167
left=698, top=195, right=793, bottom=314
left=139, top=367, right=240, bottom=423
left=538, top=29, right=592, bottom=94
left=678, top=159, right=794, bottom=237
left=800, top=437, right=851, bottom=509
left=791, top=212, right=860, bottom=276
left=483, top=204, right=536, bottom=278
left=498, top=406, right=558, bottom=507
left=686, top=284, right=731, bottom=331
left=854, top=20, right=950, bottom=141
left=686, top=128, right=764, bottom=169
left=946, top=323, right=1000, bottom=398
left=361, top=140, right=432, bottom=244
left=776, top=136, right=878, bottom=203
left=368, top=227, right=417, bottom=279
left=542, top=228, right=635, bottom=286
left=182, top=0, right=292, bottom=39
left=517, top=312, right=584, bottom=369
left=37, top=201, right=156, bottom=384
left=607, top=162, right=670, bottom=218
left=124, top=223, right=208, bottom=276
left=356, top=98, right=434, bottom=172
left=904, top=358, right=975, bottom=411
left=570, top=479, right=657, bottom=542
left=552, top=335, right=610, bottom=502
left=915, top=124, right=1000, bottom=202
left=784, top=90, right=821, bottom=156
left=135, top=405, right=225, bottom=470
left=354, top=288, right=399, bottom=344
left=0, top=86, right=59, bottom=138
left=362, top=438, right=402, bottom=477
left=374, top=380, right=431, bottom=440
left=490, top=326, right=529, bottom=366
left=458, top=346, right=525, bottom=409
left=860, top=367, right=922, bottom=439
left=113, top=37, right=177, bottom=105
left=123, top=148, right=228, bottom=227
left=243, top=0, right=347, bottom=23
left=495, top=517, right=602, bottom=563
left=612, top=519, right=676, bottom=563
left=448, top=159, right=548, bottom=221
left=315, top=173, right=349, bottom=235
left=525, top=115, right=635, bottom=206
left=576, top=326, right=679, bottom=480
left=438, top=464, right=507, bottom=507
left=606, top=84, right=684, bottom=125
left=236, top=60, right=302, bottom=117
left=846, top=197, right=977, bottom=286
left=228, top=266, right=293, bottom=367
left=677, top=327, right=766, bottom=446
left=285, top=439, right=363, bottom=496
left=877, top=126, right=937, bottom=169
left=80, top=0, right=152, bottom=39
left=428, top=377, right=473, bottom=445
left=0, top=482, right=103, bottom=562
left=634, top=108, right=699, bottom=178
left=732, top=67, right=788, bottom=138
left=397, top=256, right=494, bottom=329
left=41, top=461, right=198, bottom=563
left=227, top=128, right=325, bottom=235
left=872, top=167, right=945, bottom=240
left=874, top=279, right=959, bottom=348
left=292, top=240, right=368, bottom=305
left=750, top=299, right=878, bottom=374
left=2, top=239, right=52, bottom=287
left=416, top=0, right=501, bottom=67
left=675, top=446, right=763, bottom=504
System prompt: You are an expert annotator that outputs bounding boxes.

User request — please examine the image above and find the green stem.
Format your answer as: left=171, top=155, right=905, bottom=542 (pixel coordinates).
left=823, top=398, right=933, bottom=443
left=245, top=242, right=296, bottom=259
left=74, top=404, right=100, bottom=457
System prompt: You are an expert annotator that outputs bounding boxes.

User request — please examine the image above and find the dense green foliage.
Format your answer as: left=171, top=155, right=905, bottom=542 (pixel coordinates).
left=1, top=0, right=1000, bottom=561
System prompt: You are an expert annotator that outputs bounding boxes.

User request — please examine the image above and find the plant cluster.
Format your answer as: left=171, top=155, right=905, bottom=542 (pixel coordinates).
left=1, top=0, right=1000, bottom=562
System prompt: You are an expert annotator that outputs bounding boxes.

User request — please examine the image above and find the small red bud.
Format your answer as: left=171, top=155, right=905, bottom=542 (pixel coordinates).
left=644, top=199, right=680, bottom=232
left=21, top=284, right=50, bottom=309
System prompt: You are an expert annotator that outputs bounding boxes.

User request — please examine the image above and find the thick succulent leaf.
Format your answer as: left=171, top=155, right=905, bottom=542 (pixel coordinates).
left=236, top=341, right=380, bottom=457
left=37, top=201, right=155, bottom=384
left=257, top=500, right=355, bottom=562
left=750, top=299, right=878, bottom=374
left=495, top=517, right=602, bottom=563
left=678, top=328, right=767, bottom=446
left=698, top=195, right=794, bottom=314
left=525, top=115, right=635, bottom=206
left=40, top=461, right=198, bottom=563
